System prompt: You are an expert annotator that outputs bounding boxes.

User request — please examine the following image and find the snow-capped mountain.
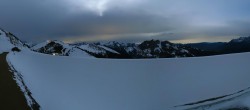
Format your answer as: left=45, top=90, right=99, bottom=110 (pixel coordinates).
left=31, top=40, right=93, bottom=58
left=102, top=40, right=216, bottom=58
left=100, top=41, right=144, bottom=58
left=2, top=28, right=250, bottom=59
left=138, top=40, right=196, bottom=58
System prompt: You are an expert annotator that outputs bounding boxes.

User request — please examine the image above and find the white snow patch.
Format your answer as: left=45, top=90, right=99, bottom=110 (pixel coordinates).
left=125, top=47, right=134, bottom=53
left=180, top=49, right=189, bottom=53
left=79, top=44, right=106, bottom=54
left=98, top=45, right=119, bottom=54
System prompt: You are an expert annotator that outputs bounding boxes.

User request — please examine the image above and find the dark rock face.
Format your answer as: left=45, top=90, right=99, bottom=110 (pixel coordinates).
left=186, top=42, right=226, bottom=52
left=102, top=40, right=215, bottom=58
left=41, top=41, right=64, bottom=54
left=34, top=41, right=66, bottom=55
left=11, top=47, right=21, bottom=52
left=224, top=37, right=250, bottom=53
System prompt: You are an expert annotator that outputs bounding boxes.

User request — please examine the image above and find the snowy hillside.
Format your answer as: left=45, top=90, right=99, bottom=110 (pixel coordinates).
left=72, top=42, right=119, bottom=55
left=7, top=51, right=250, bottom=110
left=0, top=29, right=93, bottom=58
left=0, top=29, right=28, bottom=54
left=70, top=42, right=121, bottom=58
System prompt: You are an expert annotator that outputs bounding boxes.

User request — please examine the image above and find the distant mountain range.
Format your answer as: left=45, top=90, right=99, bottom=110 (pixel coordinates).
left=1, top=28, right=250, bottom=58
left=29, top=40, right=217, bottom=58
left=187, top=37, right=250, bottom=54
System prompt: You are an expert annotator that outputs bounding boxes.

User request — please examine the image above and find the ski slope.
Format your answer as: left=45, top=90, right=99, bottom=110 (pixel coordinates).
left=7, top=51, right=250, bottom=110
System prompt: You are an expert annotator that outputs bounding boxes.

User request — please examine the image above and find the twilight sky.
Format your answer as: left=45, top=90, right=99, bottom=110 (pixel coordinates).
left=1, top=0, right=250, bottom=43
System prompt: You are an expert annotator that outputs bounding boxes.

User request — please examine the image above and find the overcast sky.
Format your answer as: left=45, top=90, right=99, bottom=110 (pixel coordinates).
left=1, top=0, right=250, bottom=43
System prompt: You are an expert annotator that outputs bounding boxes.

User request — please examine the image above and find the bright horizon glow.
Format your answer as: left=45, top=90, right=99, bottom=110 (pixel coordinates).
left=170, top=37, right=234, bottom=44
left=62, top=34, right=236, bottom=44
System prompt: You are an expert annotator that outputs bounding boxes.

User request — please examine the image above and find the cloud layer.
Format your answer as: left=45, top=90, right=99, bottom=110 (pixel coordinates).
left=1, top=0, right=250, bottom=43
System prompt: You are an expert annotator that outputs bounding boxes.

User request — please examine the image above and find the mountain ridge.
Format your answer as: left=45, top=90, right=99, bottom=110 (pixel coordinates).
left=188, top=36, right=250, bottom=54
left=1, top=28, right=250, bottom=58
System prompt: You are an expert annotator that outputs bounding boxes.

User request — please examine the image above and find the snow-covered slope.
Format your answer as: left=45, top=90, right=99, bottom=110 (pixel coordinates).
left=70, top=42, right=120, bottom=58
left=7, top=51, right=250, bottom=110
left=0, top=29, right=28, bottom=54
left=78, top=43, right=109, bottom=55
left=67, top=47, right=94, bottom=58
left=0, top=28, right=93, bottom=58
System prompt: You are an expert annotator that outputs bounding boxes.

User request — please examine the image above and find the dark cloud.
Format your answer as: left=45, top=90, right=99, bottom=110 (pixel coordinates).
left=0, top=0, right=68, bottom=41
left=53, top=10, right=178, bottom=36
left=1, top=0, right=250, bottom=43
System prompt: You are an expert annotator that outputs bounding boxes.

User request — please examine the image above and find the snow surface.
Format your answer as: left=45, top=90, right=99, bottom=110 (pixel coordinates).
left=7, top=51, right=250, bottom=110
left=173, top=87, right=250, bottom=110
